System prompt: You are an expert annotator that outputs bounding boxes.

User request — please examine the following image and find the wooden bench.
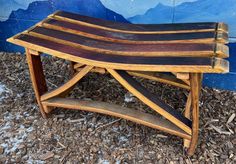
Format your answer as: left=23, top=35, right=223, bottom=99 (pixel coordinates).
left=7, top=11, right=229, bottom=155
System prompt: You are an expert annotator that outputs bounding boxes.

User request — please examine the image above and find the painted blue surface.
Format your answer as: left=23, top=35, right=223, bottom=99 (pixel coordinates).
left=128, top=0, right=236, bottom=37
left=0, top=0, right=235, bottom=90
left=0, top=0, right=128, bottom=52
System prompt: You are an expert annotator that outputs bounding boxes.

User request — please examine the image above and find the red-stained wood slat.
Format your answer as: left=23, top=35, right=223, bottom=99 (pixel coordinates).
left=28, top=26, right=225, bottom=57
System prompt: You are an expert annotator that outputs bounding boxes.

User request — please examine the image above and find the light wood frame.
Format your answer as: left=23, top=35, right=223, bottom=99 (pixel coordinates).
left=25, top=48, right=203, bottom=155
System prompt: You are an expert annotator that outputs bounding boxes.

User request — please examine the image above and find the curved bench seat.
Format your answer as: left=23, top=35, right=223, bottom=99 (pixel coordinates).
left=42, top=18, right=228, bottom=44
left=28, top=26, right=228, bottom=58
left=7, top=10, right=229, bottom=73
left=7, top=34, right=228, bottom=73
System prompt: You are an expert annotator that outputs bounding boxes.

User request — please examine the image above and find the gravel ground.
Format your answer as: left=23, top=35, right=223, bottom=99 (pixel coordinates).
left=0, top=52, right=235, bottom=163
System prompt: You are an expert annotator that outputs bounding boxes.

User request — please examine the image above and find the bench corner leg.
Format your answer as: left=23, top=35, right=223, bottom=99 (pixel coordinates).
left=187, top=73, right=202, bottom=156
left=25, top=48, right=48, bottom=118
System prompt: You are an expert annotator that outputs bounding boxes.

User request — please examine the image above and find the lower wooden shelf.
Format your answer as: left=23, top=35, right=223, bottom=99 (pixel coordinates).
left=42, top=97, right=191, bottom=140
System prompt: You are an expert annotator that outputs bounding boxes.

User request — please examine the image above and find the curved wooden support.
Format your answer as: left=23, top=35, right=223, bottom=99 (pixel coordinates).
left=42, top=97, right=191, bottom=140
left=25, top=48, right=48, bottom=118
left=188, top=73, right=202, bottom=155
left=40, top=65, right=93, bottom=101
left=107, top=69, right=192, bottom=135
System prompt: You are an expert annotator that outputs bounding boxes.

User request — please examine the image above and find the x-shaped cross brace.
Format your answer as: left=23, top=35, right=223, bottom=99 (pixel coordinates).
left=25, top=48, right=202, bottom=155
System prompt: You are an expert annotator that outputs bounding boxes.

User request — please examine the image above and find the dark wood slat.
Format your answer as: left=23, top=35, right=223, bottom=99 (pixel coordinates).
left=52, top=11, right=227, bottom=34
left=117, top=70, right=192, bottom=127
left=42, top=98, right=191, bottom=139
left=8, top=34, right=229, bottom=73
left=42, top=19, right=228, bottom=44
left=16, top=34, right=213, bottom=65
left=29, top=26, right=223, bottom=57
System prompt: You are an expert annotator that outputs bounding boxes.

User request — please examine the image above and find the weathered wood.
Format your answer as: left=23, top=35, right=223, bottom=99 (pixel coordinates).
left=28, top=26, right=228, bottom=58
left=42, top=19, right=228, bottom=44
left=25, top=48, right=48, bottom=118
left=107, top=69, right=192, bottom=134
left=28, top=49, right=40, bottom=56
left=51, top=11, right=228, bottom=34
left=41, top=65, right=93, bottom=101
left=184, top=92, right=192, bottom=148
left=7, top=35, right=229, bottom=73
left=172, top=72, right=190, bottom=86
left=42, top=97, right=191, bottom=140
left=177, top=73, right=190, bottom=80
left=188, top=73, right=202, bottom=155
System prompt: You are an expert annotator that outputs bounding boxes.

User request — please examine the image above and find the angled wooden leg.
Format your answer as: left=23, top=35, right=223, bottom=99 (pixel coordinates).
left=187, top=73, right=202, bottom=155
left=25, top=48, right=48, bottom=118
left=183, top=92, right=192, bottom=148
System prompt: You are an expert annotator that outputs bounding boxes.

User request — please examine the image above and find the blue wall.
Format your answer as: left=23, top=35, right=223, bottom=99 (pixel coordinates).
left=0, top=0, right=236, bottom=90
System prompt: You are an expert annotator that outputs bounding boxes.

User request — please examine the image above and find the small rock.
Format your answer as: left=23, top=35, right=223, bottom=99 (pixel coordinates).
left=226, top=141, right=234, bottom=149
left=124, top=92, right=135, bottom=103
left=54, top=155, right=60, bottom=159
left=20, top=147, right=27, bottom=157
left=88, top=128, right=93, bottom=132
left=232, top=138, right=236, bottom=145
left=179, top=157, right=184, bottom=164
left=220, top=154, right=228, bottom=159
left=200, top=143, right=206, bottom=151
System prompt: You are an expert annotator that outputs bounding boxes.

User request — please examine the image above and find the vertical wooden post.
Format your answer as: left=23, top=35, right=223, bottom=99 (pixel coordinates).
left=187, top=73, right=202, bottom=155
left=183, top=92, right=192, bottom=148
left=25, top=48, right=48, bottom=118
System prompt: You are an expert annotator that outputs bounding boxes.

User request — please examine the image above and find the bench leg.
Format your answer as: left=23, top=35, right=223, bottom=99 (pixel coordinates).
left=25, top=48, right=48, bottom=118
left=187, top=73, right=202, bottom=155
left=183, top=92, right=192, bottom=148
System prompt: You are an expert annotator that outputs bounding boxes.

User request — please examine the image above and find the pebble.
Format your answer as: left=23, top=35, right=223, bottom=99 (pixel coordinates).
left=220, top=154, right=228, bottom=159
left=226, top=141, right=234, bottom=149
left=232, top=138, right=236, bottom=144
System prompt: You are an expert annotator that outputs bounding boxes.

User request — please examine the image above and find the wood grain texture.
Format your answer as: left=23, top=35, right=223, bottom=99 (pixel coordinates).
left=42, top=97, right=191, bottom=140
left=40, top=65, right=93, bottom=101
left=51, top=11, right=228, bottom=34
left=107, top=69, right=192, bottom=134
left=177, top=73, right=190, bottom=80
left=42, top=19, right=228, bottom=44
left=25, top=48, right=48, bottom=118
left=188, top=73, right=202, bottom=155
left=7, top=35, right=229, bottom=73
left=27, top=26, right=228, bottom=57
left=183, top=92, right=192, bottom=148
